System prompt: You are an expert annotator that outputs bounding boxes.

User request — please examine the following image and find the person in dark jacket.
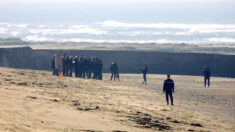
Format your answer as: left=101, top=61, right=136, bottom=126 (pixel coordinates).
left=163, top=74, right=174, bottom=105
left=78, top=56, right=83, bottom=78
left=68, top=56, right=73, bottom=77
left=142, top=64, right=148, bottom=84
left=51, top=55, right=56, bottom=75
left=64, top=56, right=70, bottom=76
left=203, top=65, right=211, bottom=87
left=83, top=56, right=88, bottom=78
left=93, top=57, right=99, bottom=79
left=98, top=58, right=103, bottom=80
left=87, top=58, right=92, bottom=79
left=110, top=61, right=119, bottom=81
left=74, top=56, right=79, bottom=77
left=62, top=53, right=66, bottom=76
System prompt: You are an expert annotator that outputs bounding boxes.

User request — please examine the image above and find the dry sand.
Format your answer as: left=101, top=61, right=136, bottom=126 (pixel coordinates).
left=0, top=67, right=234, bottom=132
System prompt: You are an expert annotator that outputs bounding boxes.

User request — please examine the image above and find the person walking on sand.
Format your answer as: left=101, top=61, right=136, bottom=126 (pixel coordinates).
left=203, top=65, right=211, bottom=87
left=142, top=64, right=148, bottom=84
left=163, top=74, right=174, bottom=105
left=110, top=61, right=119, bottom=81
left=54, top=54, right=60, bottom=76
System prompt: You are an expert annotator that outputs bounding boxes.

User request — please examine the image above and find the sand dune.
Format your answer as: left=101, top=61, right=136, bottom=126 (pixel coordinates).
left=0, top=67, right=234, bottom=131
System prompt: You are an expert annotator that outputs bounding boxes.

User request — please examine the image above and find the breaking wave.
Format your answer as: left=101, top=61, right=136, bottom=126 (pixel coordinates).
left=0, top=21, right=235, bottom=44
left=99, top=20, right=235, bottom=31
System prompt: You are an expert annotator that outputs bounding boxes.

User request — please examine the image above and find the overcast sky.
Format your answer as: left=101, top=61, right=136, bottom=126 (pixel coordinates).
left=0, top=0, right=234, bottom=24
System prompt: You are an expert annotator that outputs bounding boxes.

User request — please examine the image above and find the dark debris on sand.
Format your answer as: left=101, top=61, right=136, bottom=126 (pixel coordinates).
left=26, top=96, right=37, bottom=99
left=18, top=82, right=28, bottom=86
left=191, top=123, right=203, bottom=127
left=77, top=106, right=100, bottom=111
left=128, top=112, right=171, bottom=131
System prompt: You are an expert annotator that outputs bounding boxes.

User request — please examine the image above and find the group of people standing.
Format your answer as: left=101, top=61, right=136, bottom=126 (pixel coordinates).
left=52, top=54, right=211, bottom=106
left=52, top=54, right=103, bottom=80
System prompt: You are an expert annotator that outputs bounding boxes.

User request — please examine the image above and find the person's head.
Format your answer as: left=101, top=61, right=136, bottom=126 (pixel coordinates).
left=167, top=74, right=170, bottom=79
left=69, top=56, right=72, bottom=59
left=205, top=65, right=208, bottom=69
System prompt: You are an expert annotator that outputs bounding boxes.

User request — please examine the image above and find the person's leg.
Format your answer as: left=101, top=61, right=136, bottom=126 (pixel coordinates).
left=55, top=69, right=59, bottom=76
left=69, top=67, right=72, bottom=77
left=67, top=67, right=69, bottom=76
left=114, top=72, right=118, bottom=80
left=65, top=67, right=68, bottom=76
left=88, top=71, right=91, bottom=79
left=63, top=66, right=65, bottom=76
left=64, top=67, right=67, bottom=76
left=111, top=72, right=113, bottom=80
left=169, top=92, right=174, bottom=105
left=208, top=78, right=210, bottom=87
left=165, top=92, right=169, bottom=105
left=52, top=69, right=55, bottom=75
left=83, top=72, right=86, bottom=78
left=145, top=74, right=147, bottom=84
left=78, top=71, right=81, bottom=78
left=204, top=77, right=206, bottom=87
left=117, top=72, right=119, bottom=81
left=75, top=69, right=77, bottom=77
left=144, top=73, right=147, bottom=84
left=100, top=72, right=102, bottom=80
left=143, top=74, right=145, bottom=83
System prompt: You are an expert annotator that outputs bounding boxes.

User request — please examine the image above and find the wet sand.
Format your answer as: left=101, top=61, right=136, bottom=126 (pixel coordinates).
left=0, top=67, right=234, bottom=131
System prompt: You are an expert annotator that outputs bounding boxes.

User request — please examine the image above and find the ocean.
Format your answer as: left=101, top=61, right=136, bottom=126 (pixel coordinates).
left=0, top=1, right=235, bottom=44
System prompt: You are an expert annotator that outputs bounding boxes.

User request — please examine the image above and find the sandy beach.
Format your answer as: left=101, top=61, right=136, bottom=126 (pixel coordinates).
left=0, top=67, right=234, bottom=132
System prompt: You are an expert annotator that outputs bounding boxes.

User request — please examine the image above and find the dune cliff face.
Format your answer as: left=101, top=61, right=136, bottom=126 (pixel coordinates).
left=0, top=47, right=39, bottom=69
left=0, top=47, right=235, bottom=77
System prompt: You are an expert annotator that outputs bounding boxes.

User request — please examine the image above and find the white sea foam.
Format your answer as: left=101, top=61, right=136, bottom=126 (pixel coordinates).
left=16, top=24, right=28, bottom=28
left=118, top=31, right=144, bottom=36
left=99, top=21, right=235, bottom=32
left=39, top=25, right=46, bottom=28
left=10, top=31, right=20, bottom=36
left=0, top=23, right=28, bottom=28
left=0, top=28, right=6, bottom=33
left=60, top=38, right=190, bottom=44
left=1, top=21, right=235, bottom=44
left=23, top=35, right=54, bottom=42
left=29, top=25, right=107, bottom=35
left=208, top=38, right=235, bottom=43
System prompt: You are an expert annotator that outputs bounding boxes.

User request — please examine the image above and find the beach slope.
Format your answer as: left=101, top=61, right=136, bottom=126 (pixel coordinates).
left=0, top=67, right=234, bottom=131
